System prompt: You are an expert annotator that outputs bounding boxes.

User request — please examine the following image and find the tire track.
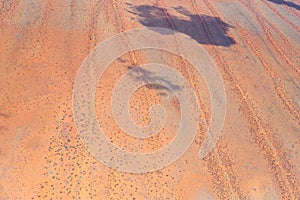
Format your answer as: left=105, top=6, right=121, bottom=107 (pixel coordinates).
left=228, top=0, right=300, bottom=122
left=261, top=0, right=300, bottom=33
left=187, top=0, right=252, bottom=198
left=234, top=25, right=300, bottom=122
left=112, top=0, right=209, bottom=153
left=62, top=2, right=105, bottom=198
left=157, top=0, right=247, bottom=199
left=95, top=1, right=129, bottom=199
left=152, top=0, right=212, bottom=134
left=87, top=0, right=104, bottom=52
left=199, top=0, right=300, bottom=198
left=39, top=0, right=53, bottom=43
left=86, top=2, right=126, bottom=199
left=109, top=0, right=163, bottom=151
left=239, top=0, right=299, bottom=74
left=278, top=1, right=300, bottom=19
left=100, top=1, right=167, bottom=198
left=110, top=0, right=141, bottom=65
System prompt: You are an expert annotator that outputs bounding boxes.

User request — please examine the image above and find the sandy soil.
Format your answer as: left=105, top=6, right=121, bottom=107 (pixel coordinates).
left=0, top=0, right=299, bottom=199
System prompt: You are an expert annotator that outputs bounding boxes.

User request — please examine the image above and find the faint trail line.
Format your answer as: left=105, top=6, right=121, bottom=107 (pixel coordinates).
left=272, top=0, right=300, bottom=18
left=261, top=0, right=300, bottom=33
left=156, top=0, right=246, bottom=198
left=38, top=0, right=54, bottom=46
left=41, top=0, right=53, bottom=32
left=155, top=0, right=212, bottom=152
left=78, top=0, right=107, bottom=197
left=155, top=0, right=213, bottom=135
left=101, top=2, right=162, bottom=197
left=240, top=0, right=299, bottom=74
left=87, top=0, right=104, bottom=51
left=230, top=0, right=300, bottom=121
left=112, top=0, right=142, bottom=168
left=190, top=0, right=252, bottom=199
left=235, top=25, right=300, bottom=122
left=110, top=0, right=158, bottom=144
left=223, top=1, right=300, bottom=122
left=200, top=0, right=300, bottom=198
left=154, top=0, right=211, bottom=133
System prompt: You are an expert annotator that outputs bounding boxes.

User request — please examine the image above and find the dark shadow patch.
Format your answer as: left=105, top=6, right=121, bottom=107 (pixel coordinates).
left=268, top=0, right=300, bottom=11
left=127, top=66, right=180, bottom=92
left=126, top=4, right=235, bottom=47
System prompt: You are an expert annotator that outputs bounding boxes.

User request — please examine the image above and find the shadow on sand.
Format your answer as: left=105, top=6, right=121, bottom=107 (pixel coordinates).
left=127, top=4, right=236, bottom=47
left=268, top=0, right=300, bottom=11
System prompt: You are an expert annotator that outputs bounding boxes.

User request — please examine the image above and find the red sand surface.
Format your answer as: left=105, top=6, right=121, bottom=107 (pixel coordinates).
left=0, top=0, right=299, bottom=199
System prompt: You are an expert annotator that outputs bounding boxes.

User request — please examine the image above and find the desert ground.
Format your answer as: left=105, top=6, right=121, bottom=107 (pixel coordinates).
left=0, top=0, right=299, bottom=199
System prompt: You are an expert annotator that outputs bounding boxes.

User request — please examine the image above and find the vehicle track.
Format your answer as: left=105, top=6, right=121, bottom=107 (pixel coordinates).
left=261, top=0, right=300, bottom=33
left=234, top=25, right=300, bottom=122
left=239, top=0, right=299, bottom=74
left=277, top=0, right=300, bottom=19
left=1, top=0, right=299, bottom=199
left=87, top=0, right=102, bottom=51
left=226, top=0, right=300, bottom=124
left=224, top=1, right=300, bottom=122
left=156, top=0, right=247, bottom=199
left=101, top=1, right=172, bottom=198
left=199, top=0, right=300, bottom=198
